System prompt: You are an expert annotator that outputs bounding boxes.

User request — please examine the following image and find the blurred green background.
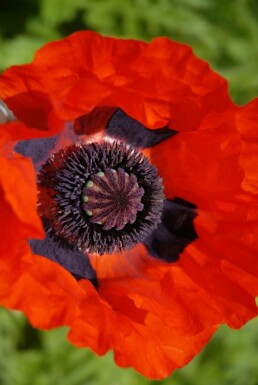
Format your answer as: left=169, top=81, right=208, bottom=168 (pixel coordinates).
left=0, top=0, right=258, bottom=384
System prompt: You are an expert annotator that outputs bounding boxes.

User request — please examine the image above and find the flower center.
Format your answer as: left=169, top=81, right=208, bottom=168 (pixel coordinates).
left=37, top=141, right=164, bottom=254
left=82, top=168, right=144, bottom=230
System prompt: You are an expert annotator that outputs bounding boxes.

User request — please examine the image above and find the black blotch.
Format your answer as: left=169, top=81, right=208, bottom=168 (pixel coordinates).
left=144, top=198, right=198, bottom=262
left=15, top=136, right=58, bottom=170
left=106, top=109, right=177, bottom=148
left=29, top=236, right=98, bottom=289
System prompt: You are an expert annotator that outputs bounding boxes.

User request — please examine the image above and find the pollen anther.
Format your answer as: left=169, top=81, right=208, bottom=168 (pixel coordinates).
left=86, top=180, right=94, bottom=188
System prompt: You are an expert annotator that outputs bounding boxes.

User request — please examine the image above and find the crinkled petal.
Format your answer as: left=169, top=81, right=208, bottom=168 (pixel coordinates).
left=0, top=31, right=234, bottom=133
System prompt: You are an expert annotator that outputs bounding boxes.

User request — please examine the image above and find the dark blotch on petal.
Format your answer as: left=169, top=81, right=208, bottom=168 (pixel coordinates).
left=106, top=109, right=177, bottom=148
left=74, top=106, right=117, bottom=135
left=15, top=136, right=58, bottom=170
left=29, top=236, right=98, bottom=288
left=144, top=198, right=198, bottom=262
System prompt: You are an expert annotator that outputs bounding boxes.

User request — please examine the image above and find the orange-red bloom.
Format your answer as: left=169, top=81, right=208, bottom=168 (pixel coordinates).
left=0, top=31, right=258, bottom=379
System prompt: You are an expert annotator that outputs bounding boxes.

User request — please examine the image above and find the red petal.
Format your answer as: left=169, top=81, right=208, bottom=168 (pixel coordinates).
left=0, top=155, right=43, bottom=234
left=0, top=31, right=234, bottom=134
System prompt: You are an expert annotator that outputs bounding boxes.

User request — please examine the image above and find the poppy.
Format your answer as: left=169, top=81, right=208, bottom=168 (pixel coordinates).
left=0, top=31, right=257, bottom=379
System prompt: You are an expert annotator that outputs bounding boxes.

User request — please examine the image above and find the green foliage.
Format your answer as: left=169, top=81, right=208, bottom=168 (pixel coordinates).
left=0, top=307, right=258, bottom=385
left=1, top=0, right=258, bottom=104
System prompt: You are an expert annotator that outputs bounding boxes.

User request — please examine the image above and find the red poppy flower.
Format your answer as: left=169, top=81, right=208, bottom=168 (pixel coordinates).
left=0, top=31, right=257, bottom=379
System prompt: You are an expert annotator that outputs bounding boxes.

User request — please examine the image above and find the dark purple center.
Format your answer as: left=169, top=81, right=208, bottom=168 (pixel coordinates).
left=15, top=108, right=198, bottom=284
left=37, top=140, right=164, bottom=254
left=82, top=167, right=144, bottom=231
